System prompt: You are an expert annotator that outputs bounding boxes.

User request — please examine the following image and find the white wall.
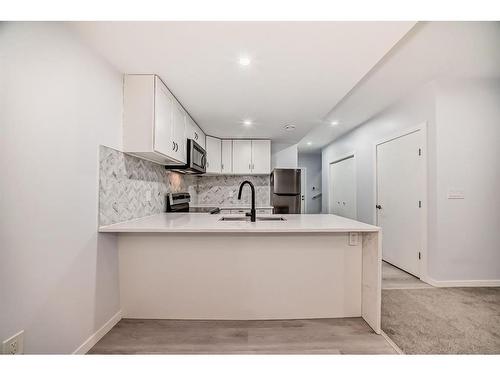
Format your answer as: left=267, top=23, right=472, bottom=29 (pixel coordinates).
left=271, top=143, right=298, bottom=169
left=433, top=78, right=500, bottom=281
left=322, top=79, right=500, bottom=283
left=322, top=83, right=436, bottom=224
left=0, top=23, right=123, bottom=353
left=298, top=153, right=322, bottom=214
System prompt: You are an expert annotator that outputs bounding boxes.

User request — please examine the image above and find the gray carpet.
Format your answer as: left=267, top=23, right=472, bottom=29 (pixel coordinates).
left=382, top=287, right=500, bottom=354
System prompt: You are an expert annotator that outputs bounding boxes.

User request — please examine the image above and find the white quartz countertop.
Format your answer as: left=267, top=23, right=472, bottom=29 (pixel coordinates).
left=99, top=213, right=380, bottom=233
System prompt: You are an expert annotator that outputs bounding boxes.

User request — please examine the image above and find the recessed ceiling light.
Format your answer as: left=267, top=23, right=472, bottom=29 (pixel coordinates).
left=284, top=124, right=295, bottom=131
left=243, top=119, right=252, bottom=126
left=239, top=57, right=251, bottom=66
left=307, top=141, right=312, bottom=146
left=330, top=121, right=339, bottom=126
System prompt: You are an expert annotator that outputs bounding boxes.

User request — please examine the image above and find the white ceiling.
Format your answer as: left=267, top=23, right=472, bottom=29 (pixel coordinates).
left=71, top=21, right=415, bottom=143
left=298, top=21, right=500, bottom=152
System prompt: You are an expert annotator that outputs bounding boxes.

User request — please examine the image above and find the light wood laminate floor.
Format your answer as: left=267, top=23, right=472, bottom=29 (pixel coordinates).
left=88, top=318, right=396, bottom=354
left=382, top=261, right=433, bottom=290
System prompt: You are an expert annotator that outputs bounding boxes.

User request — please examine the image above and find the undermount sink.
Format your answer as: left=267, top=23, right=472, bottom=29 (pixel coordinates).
left=219, top=216, right=286, bottom=222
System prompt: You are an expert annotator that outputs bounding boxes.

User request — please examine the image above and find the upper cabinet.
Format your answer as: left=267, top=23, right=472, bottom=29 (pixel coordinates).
left=233, top=139, right=271, bottom=175
left=186, top=115, right=205, bottom=149
left=221, top=140, right=233, bottom=174
left=123, top=74, right=269, bottom=174
left=205, top=138, right=271, bottom=175
left=251, top=140, right=271, bottom=174
left=123, top=74, right=205, bottom=165
left=205, top=136, right=221, bottom=174
left=172, top=99, right=187, bottom=162
left=232, top=140, right=252, bottom=174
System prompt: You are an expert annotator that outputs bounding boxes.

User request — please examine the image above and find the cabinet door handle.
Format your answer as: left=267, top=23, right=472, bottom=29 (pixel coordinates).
left=249, top=163, right=251, bottom=170
left=221, top=163, right=224, bottom=170
left=195, top=132, right=198, bottom=140
left=172, top=141, right=176, bottom=150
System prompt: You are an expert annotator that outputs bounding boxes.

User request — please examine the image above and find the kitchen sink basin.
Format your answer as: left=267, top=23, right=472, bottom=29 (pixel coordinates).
left=219, top=216, right=286, bottom=221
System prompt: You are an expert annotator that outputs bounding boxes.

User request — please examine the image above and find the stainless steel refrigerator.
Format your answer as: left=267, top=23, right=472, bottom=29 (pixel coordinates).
left=270, top=169, right=301, bottom=214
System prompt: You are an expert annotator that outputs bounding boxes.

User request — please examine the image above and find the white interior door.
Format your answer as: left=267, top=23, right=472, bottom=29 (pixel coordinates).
left=376, top=130, right=423, bottom=277
left=329, top=156, right=356, bottom=219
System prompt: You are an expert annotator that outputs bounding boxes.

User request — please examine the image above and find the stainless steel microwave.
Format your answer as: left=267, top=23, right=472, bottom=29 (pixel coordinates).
left=165, top=139, right=206, bottom=174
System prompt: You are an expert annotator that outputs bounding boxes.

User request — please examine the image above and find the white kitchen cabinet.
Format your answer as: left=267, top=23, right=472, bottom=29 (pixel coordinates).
left=232, top=140, right=252, bottom=174
left=221, top=140, right=233, bottom=174
left=153, top=79, right=174, bottom=158
left=186, top=115, right=205, bottom=149
left=123, top=74, right=187, bottom=165
left=172, top=100, right=187, bottom=163
left=251, top=140, right=271, bottom=174
left=205, top=136, right=221, bottom=174
left=232, top=139, right=271, bottom=175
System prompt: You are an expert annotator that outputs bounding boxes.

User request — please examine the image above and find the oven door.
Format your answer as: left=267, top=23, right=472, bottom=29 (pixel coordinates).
left=187, top=139, right=206, bottom=173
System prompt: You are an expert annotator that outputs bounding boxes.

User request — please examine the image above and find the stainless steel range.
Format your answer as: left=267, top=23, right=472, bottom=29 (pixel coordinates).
left=166, top=193, right=220, bottom=214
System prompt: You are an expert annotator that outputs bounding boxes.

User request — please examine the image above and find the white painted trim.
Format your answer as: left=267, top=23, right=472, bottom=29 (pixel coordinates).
left=373, top=123, right=428, bottom=282
left=426, top=278, right=500, bottom=288
left=72, top=310, right=122, bottom=354
left=327, top=152, right=357, bottom=219
left=381, top=330, right=403, bottom=354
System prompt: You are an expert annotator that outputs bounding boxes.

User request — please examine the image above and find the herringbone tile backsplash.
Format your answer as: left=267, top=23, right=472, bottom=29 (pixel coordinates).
left=99, top=146, right=187, bottom=225
left=99, top=145, right=272, bottom=226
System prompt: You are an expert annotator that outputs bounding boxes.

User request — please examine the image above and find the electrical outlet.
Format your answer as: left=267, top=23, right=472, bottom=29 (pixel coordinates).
left=3, top=331, right=24, bottom=354
left=348, top=232, right=359, bottom=246
left=145, top=190, right=152, bottom=202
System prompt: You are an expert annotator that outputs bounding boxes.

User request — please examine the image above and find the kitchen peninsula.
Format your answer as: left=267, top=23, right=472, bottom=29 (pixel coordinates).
left=100, top=213, right=382, bottom=334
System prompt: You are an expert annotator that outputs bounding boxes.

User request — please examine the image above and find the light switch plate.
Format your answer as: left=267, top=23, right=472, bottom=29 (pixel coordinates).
left=348, top=232, right=359, bottom=246
left=447, top=189, right=465, bottom=199
left=2, top=331, right=24, bottom=354
left=145, top=190, right=152, bottom=202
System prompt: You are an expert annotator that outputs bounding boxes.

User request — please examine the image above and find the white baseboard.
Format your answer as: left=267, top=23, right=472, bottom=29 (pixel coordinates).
left=426, top=278, right=500, bottom=287
left=73, top=310, right=122, bottom=354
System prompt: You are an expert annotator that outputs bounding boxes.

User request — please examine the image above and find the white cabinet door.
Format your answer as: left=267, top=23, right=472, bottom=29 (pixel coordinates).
left=186, top=116, right=205, bottom=149
left=206, top=136, right=221, bottom=174
left=172, top=101, right=187, bottom=163
left=186, top=115, right=195, bottom=140
left=193, top=123, right=205, bottom=149
left=221, top=140, right=233, bottom=174
left=251, top=140, right=271, bottom=174
left=153, top=78, right=174, bottom=157
left=232, top=140, right=252, bottom=174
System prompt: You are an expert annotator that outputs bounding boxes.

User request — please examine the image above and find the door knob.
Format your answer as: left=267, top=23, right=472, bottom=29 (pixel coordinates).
left=376, top=204, right=382, bottom=209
